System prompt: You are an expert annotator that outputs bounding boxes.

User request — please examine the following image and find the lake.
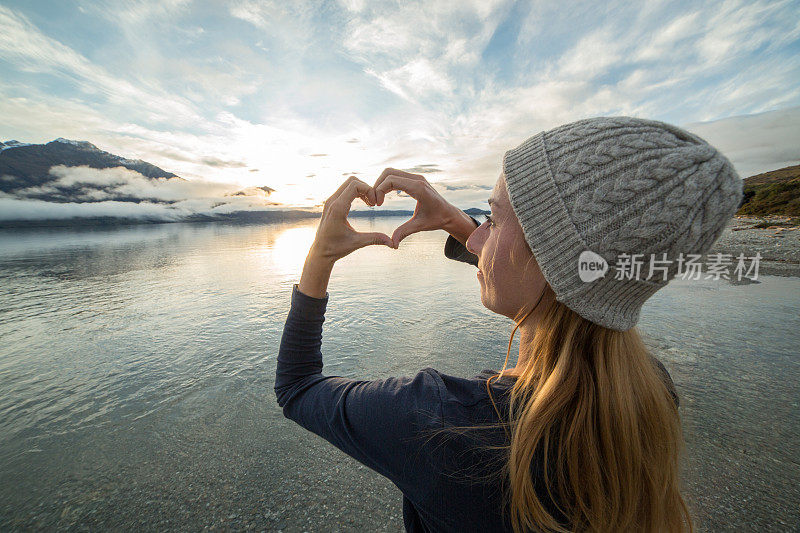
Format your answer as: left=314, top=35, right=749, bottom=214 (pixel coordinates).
left=0, top=217, right=798, bottom=531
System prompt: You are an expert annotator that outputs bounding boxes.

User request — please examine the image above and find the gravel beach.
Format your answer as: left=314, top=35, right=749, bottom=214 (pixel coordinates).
left=708, top=216, right=800, bottom=278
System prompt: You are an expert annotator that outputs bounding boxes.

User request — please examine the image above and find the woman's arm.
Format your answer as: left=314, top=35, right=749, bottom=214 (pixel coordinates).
left=443, top=208, right=480, bottom=247
left=275, top=284, right=445, bottom=495
left=275, top=176, right=445, bottom=497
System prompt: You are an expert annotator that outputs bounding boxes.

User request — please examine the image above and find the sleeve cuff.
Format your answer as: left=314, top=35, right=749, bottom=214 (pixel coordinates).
left=444, top=234, right=464, bottom=260
left=290, top=284, right=329, bottom=320
left=444, top=214, right=481, bottom=264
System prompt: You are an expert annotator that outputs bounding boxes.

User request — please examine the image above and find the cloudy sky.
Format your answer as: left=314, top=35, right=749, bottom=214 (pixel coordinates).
left=1, top=0, right=799, bottom=210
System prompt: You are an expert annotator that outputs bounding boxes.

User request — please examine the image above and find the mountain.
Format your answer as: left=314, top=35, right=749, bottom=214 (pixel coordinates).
left=0, top=138, right=180, bottom=201
left=737, top=164, right=800, bottom=216
left=348, top=207, right=488, bottom=218
left=0, top=137, right=493, bottom=228
left=464, top=207, right=490, bottom=216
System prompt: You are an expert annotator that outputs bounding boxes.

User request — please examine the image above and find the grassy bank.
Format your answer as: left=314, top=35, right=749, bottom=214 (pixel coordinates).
left=737, top=164, right=800, bottom=217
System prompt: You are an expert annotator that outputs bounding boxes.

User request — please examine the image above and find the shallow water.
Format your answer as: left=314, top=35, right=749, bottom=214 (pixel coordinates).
left=0, top=217, right=798, bottom=531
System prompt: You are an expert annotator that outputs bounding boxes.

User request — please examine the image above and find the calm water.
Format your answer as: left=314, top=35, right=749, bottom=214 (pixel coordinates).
left=0, top=218, right=798, bottom=531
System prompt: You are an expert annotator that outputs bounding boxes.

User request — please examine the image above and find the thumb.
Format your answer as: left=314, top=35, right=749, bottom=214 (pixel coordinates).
left=361, top=232, right=394, bottom=249
left=391, top=219, right=421, bottom=248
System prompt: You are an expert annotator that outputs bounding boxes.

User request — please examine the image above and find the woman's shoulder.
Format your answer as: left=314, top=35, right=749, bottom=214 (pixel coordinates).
left=423, top=358, right=679, bottom=412
left=420, top=367, right=515, bottom=412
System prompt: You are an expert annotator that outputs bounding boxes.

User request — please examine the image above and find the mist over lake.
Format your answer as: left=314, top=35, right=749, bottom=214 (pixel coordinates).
left=1, top=217, right=798, bottom=531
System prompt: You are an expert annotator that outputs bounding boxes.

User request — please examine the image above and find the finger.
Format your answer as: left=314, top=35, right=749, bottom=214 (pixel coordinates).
left=373, top=169, right=422, bottom=205
left=357, top=231, right=394, bottom=249
left=372, top=168, right=395, bottom=206
left=348, top=178, right=377, bottom=205
left=332, top=179, right=375, bottom=213
left=346, top=176, right=377, bottom=205
left=391, top=218, right=423, bottom=248
left=374, top=175, right=423, bottom=206
left=357, top=190, right=375, bottom=206
left=366, top=184, right=377, bottom=205
left=325, top=175, right=360, bottom=208
left=373, top=168, right=423, bottom=205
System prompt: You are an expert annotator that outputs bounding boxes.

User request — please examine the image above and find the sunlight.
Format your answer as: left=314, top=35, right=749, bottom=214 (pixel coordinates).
left=267, top=185, right=323, bottom=208
left=270, top=226, right=317, bottom=277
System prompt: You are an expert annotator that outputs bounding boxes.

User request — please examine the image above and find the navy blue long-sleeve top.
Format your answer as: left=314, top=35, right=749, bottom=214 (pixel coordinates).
left=275, top=214, right=678, bottom=532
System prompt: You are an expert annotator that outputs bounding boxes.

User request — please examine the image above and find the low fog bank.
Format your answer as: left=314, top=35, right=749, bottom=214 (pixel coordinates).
left=0, top=165, right=317, bottom=227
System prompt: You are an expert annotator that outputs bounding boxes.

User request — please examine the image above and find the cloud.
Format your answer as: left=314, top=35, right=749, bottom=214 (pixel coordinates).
left=92, top=0, right=192, bottom=26
left=343, top=1, right=508, bottom=103
left=0, top=196, right=287, bottom=222
left=228, top=0, right=322, bottom=60
left=401, top=164, right=442, bottom=174
left=436, top=182, right=493, bottom=191
left=229, top=185, right=275, bottom=196
left=2, top=165, right=284, bottom=221
left=200, top=157, right=248, bottom=169
left=1, top=0, right=799, bottom=213
left=0, top=198, right=190, bottom=221
left=0, top=5, right=203, bottom=128
left=684, top=106, right=800, bottom=178
left=48, top=165, right=246, bottom=201
left=366, top=58, right=455, bottom=103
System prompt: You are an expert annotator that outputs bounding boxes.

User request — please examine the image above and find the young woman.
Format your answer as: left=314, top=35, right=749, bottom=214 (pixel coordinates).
left=275, top=116, right=743, bottom=532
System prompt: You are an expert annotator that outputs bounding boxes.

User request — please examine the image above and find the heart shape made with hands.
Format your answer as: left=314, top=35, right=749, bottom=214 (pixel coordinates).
left=362, top=168, right=454, bottom=250
left=339, top=183, right=407, bottom=250
left=317, top=170, right=454, bottom=261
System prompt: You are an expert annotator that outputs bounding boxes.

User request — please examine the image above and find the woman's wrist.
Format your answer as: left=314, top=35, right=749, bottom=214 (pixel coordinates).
left=298, top=251, right=335, bottom=299
left=443, top=207, right=479, bottom=246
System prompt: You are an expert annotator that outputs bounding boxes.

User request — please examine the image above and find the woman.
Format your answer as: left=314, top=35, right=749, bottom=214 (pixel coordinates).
left=275, top=116, right=743, bottom=532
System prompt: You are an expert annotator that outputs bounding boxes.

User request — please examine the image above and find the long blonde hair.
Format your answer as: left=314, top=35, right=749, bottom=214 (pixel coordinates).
left=481, top=291, right=694, bottom=532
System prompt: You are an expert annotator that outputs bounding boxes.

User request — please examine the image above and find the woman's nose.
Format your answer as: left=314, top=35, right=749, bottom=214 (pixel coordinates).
left=466, top=229, right=481, bottom=257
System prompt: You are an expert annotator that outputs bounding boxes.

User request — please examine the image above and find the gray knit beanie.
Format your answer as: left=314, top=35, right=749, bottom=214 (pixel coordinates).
left=503, top=116, right=743, bottom=331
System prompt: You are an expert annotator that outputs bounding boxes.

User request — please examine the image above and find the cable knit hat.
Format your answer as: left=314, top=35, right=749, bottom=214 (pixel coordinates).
left=503, top=116, right=743, bottom=331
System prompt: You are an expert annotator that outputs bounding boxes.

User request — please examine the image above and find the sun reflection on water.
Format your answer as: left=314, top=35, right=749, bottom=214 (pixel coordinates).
left=269, top=226, right=317, bottom=278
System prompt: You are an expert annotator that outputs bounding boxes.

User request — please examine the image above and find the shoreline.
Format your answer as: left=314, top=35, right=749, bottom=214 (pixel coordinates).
left=707, top=216, right=800, bottom=278
left=0, top=213, right=797, bottom=278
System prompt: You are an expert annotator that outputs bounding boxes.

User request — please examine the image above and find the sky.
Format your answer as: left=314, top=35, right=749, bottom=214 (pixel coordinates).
left=1, top=0, right=799, bottom=211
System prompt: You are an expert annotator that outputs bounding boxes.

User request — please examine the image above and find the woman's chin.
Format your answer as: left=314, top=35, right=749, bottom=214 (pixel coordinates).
left=478, top=288, right=492, bottom=310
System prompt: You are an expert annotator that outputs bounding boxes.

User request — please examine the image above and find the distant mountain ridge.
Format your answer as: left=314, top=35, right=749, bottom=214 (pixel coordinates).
left=0, top=138, right=180, bottom=199
left=0, top=137, right=503, bottom=227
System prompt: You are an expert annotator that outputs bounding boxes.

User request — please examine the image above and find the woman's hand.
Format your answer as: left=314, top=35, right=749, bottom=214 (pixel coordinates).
left=309, top=176, right=395, bottom=263
left=373, top=168, right=466, bottom=248
left=299, top=176, right=394, bottom=298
